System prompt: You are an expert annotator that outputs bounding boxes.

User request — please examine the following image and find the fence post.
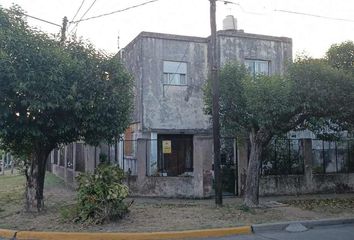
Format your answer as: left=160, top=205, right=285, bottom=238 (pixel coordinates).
left=302, top=139, right=313, bottom=191
left=233, top=138, right=238, bottom=196
left=72, top=143, right=76, bottom=183
left=51, top=150, right=55, bottom=172
left=64, top=145, right=68, bottom=183
left=10, top=155, right=14, bottom=174
left=84, top=145, right=88, bottom=172
left=1, top=154, right=4, bottom=175
left=137, top=139, right=147, bottom=182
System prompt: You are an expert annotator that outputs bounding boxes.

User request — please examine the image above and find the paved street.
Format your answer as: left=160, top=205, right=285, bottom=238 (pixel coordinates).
left=198, top=224, right=354, bottom=240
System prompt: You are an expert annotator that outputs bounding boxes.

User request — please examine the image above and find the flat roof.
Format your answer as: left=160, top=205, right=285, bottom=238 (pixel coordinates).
left=123, top=30, right=292, bottom=51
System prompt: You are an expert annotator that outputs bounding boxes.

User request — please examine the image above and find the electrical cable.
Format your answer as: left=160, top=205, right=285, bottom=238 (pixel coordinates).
left=274, top=9, right=354, bottom=23
left=70, top=0, right=86, bottom=23
left=69, top=0, right=98, bottom=35
left=22, top=13, right=61, bottom=27
left=70, top=0, right=159, bottom=23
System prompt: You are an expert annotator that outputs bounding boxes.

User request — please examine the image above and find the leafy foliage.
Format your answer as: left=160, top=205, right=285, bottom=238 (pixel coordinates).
left=0, top=5, right=133, bottom=210
left=204, top=55, right=354, bottom=206
left=76, top=164, right=130, bottom=224
left=326, top=41, right=354, bottom=75
left=0, top=6, right=133, bottom=155
left=204, top=62, right=296, bottom=138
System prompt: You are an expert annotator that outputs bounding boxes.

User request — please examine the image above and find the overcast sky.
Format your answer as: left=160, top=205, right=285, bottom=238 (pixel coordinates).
left=1, top=0, right=354, bottom=58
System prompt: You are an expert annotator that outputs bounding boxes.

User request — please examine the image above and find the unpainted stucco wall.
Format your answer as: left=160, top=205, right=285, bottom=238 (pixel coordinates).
left=122, top=31, right=292, bottom=133
left=260, top=173, right=354, bottom=196
left=140, top=36, right=211, bottom=131
left=121, top=38, right=143, bottom=124
left=218, top=31, right=292, bottom=75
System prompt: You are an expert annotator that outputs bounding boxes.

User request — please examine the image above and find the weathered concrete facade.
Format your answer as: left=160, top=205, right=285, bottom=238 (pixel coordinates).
left=122, top=31, right=292, bottom=134
left=218, top=30, right=292, bottom=74
left=123, top=32, right=211, bottom=133
left=120, top=30, right=292, bottom=198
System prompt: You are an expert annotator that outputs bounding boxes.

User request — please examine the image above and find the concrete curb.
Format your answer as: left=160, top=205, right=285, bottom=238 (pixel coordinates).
left=0, top=226, right=252, bottom=240
left=252, top=217, right=354, bottom=233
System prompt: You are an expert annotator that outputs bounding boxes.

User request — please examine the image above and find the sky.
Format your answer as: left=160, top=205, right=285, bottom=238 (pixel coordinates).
left=1, top=0, right=354, bottom=58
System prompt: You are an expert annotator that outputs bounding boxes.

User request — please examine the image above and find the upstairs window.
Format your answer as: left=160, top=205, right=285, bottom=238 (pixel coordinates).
left=163, top=61, right=187, bottom=85
left=244, top=59, right=269, bottom=77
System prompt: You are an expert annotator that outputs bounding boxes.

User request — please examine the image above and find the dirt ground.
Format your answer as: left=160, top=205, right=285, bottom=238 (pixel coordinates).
left=1, top=173, right=354, bottom=232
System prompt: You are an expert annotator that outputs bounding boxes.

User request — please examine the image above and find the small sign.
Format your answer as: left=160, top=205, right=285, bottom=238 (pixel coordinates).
left=162, top=140, right=172, bottom=154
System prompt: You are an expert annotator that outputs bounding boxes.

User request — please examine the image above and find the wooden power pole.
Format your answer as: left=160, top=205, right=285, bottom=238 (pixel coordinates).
left=209, top=0, right=222, bottom=206
left=60, top=16, right=68, bottom=43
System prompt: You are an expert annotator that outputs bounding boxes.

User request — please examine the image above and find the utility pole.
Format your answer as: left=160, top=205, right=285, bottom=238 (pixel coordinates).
left=209, top=0, right=222, bottom=206
left=60, top=16, right=68, bottom=43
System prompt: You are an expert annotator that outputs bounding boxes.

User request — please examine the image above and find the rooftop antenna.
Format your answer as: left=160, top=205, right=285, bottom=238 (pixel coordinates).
left=225, top=2, right=232, bottom=14
left=117, top=31, right=120, bottom=51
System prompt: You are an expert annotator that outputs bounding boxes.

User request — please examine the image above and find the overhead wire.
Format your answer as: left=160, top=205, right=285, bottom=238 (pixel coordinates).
left=219, top=0, right=354, bottom=22
left=21, top=12, right=61, bottom=27
left=77, top=0, right=98, bottom=21
left=70, top=0, right=159, bottom=24
left=274, top=9, right=354, bottom=23
left=70, top=0, right=86, bottom=23
left=69, top=0, right=98, bottom=35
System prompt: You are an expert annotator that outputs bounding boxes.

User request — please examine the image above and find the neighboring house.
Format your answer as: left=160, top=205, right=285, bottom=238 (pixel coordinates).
left=119, top=16, right=292, bottom=197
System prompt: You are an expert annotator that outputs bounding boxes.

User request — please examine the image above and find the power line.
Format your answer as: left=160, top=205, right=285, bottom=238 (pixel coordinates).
left=22, top=13, right=61, bottom=28
left=70, top=0, right=86, bottom=23
left=69, top=0, right=98, bottom=35
left=78, top=0, right=98, bottom=22
left=70, top=0, right=159, bottom=24
left=274, top=9, right=354, bottom=23
left=219, top=0, right=354, bottom=21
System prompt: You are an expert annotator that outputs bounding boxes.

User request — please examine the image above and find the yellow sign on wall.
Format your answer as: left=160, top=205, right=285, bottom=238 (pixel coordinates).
left=162, top=140, right=172, bottom=154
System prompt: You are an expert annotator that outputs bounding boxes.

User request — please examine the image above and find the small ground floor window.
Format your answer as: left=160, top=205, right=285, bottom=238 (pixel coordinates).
left=157, top=134, right=193, bottom=176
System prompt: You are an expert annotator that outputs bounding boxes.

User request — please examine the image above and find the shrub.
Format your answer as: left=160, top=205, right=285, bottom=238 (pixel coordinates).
left=76, top=163, right=130, bottom=224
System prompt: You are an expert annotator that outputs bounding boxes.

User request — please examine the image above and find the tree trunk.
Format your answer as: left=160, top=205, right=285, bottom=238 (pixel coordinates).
left=25, top=151, right=49, bottom=212
left=244, top=130, right=263, bottom=207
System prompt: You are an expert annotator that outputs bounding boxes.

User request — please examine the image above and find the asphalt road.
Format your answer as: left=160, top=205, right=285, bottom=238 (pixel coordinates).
left=197, top=224, right=354, bottom=240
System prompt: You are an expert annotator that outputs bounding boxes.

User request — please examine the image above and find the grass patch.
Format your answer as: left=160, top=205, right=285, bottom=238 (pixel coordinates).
left=236, top=204, right=256, bottom=214
left=283, top=198, right=354, bottom=211
left=0, top=173, right=24, bottom=218
left=44, top=172, right=65, bottom=188
left=0, top=172, right=68, bottom=218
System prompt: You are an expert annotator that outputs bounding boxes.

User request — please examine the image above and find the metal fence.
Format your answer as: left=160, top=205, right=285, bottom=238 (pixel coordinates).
left=261, top=138, right=354, bottom=175
left=50, top=139, right=138, bottom=176
left=261, top=139, right=304, bottom=175
left=312, top=139, right=354, bottom=174
left=220, top=137, right=238, bottom=196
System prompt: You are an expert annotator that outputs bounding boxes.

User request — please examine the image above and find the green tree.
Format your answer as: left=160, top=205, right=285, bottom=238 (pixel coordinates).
left=0, top=6, right=133, bottom=211
left=204, top=58, right=354, bottom=207
left=326, top=41, right=354, bottom=75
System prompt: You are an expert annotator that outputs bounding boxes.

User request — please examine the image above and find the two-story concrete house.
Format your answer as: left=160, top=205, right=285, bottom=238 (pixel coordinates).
left=120, top=16, right=292, bottom=197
